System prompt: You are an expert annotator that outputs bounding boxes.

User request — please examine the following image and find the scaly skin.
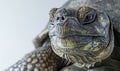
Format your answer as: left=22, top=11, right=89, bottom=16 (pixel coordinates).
left=5, top=40, right=71, bottom=71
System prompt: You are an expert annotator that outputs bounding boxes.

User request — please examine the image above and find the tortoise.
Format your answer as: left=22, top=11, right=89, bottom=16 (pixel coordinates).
left=5, top=0, right=120, bottom=71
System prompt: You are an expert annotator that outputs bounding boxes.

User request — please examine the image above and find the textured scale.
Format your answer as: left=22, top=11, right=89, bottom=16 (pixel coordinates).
left=5, top=40, right=71, bottom=71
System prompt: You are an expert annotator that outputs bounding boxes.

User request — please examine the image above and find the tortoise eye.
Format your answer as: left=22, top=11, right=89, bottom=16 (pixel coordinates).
left=84, top=10, right=97, bottom=24
left=78, top=7, right=97, bottom=25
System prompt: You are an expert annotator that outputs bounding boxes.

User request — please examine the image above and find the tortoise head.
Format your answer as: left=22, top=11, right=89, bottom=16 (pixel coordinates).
left=48, top=6, right=113, bottom=67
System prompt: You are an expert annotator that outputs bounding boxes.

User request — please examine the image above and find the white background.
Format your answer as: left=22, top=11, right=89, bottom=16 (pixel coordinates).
left=0, top=0, right=67, bottom=70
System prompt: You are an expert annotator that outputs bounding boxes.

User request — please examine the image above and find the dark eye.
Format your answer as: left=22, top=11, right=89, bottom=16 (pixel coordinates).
left=84, top=11, right=97, bottom=24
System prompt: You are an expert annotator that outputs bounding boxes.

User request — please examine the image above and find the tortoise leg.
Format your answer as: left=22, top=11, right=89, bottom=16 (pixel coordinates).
left=5, top=41, right=71, bottom=71
left=5, top=48, right=58, bottom=71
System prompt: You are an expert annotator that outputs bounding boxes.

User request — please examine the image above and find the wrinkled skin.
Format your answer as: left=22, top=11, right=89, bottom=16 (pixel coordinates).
left=48, top=6, right=117, bottom=70
left=48, top=0, right=120, bottom=71
left=49, top=7, right=109, bottom=65
left=6, top=0, right=120, bottom=71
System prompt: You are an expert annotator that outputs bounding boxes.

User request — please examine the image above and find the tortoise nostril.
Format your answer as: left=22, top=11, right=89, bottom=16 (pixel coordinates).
left=56, top=15, right=65, bottom=22
left=61, top=16, right=65, bottom=21
left=56, top=17, right=60, bottom=21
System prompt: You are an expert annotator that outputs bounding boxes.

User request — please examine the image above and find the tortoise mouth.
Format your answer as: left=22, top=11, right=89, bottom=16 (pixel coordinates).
left=52, top=36, right=108, bottom=52
left=50, top=34, right=106, bottom=50
left=59, top=35, right=91, bottom=48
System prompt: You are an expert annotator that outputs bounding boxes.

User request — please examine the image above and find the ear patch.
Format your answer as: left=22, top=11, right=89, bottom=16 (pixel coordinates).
left=49, top=8, right=58, bottom=19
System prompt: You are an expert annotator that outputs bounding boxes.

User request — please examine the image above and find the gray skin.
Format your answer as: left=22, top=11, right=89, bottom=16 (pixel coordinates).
left=6, top=0, right=120, bottom=71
